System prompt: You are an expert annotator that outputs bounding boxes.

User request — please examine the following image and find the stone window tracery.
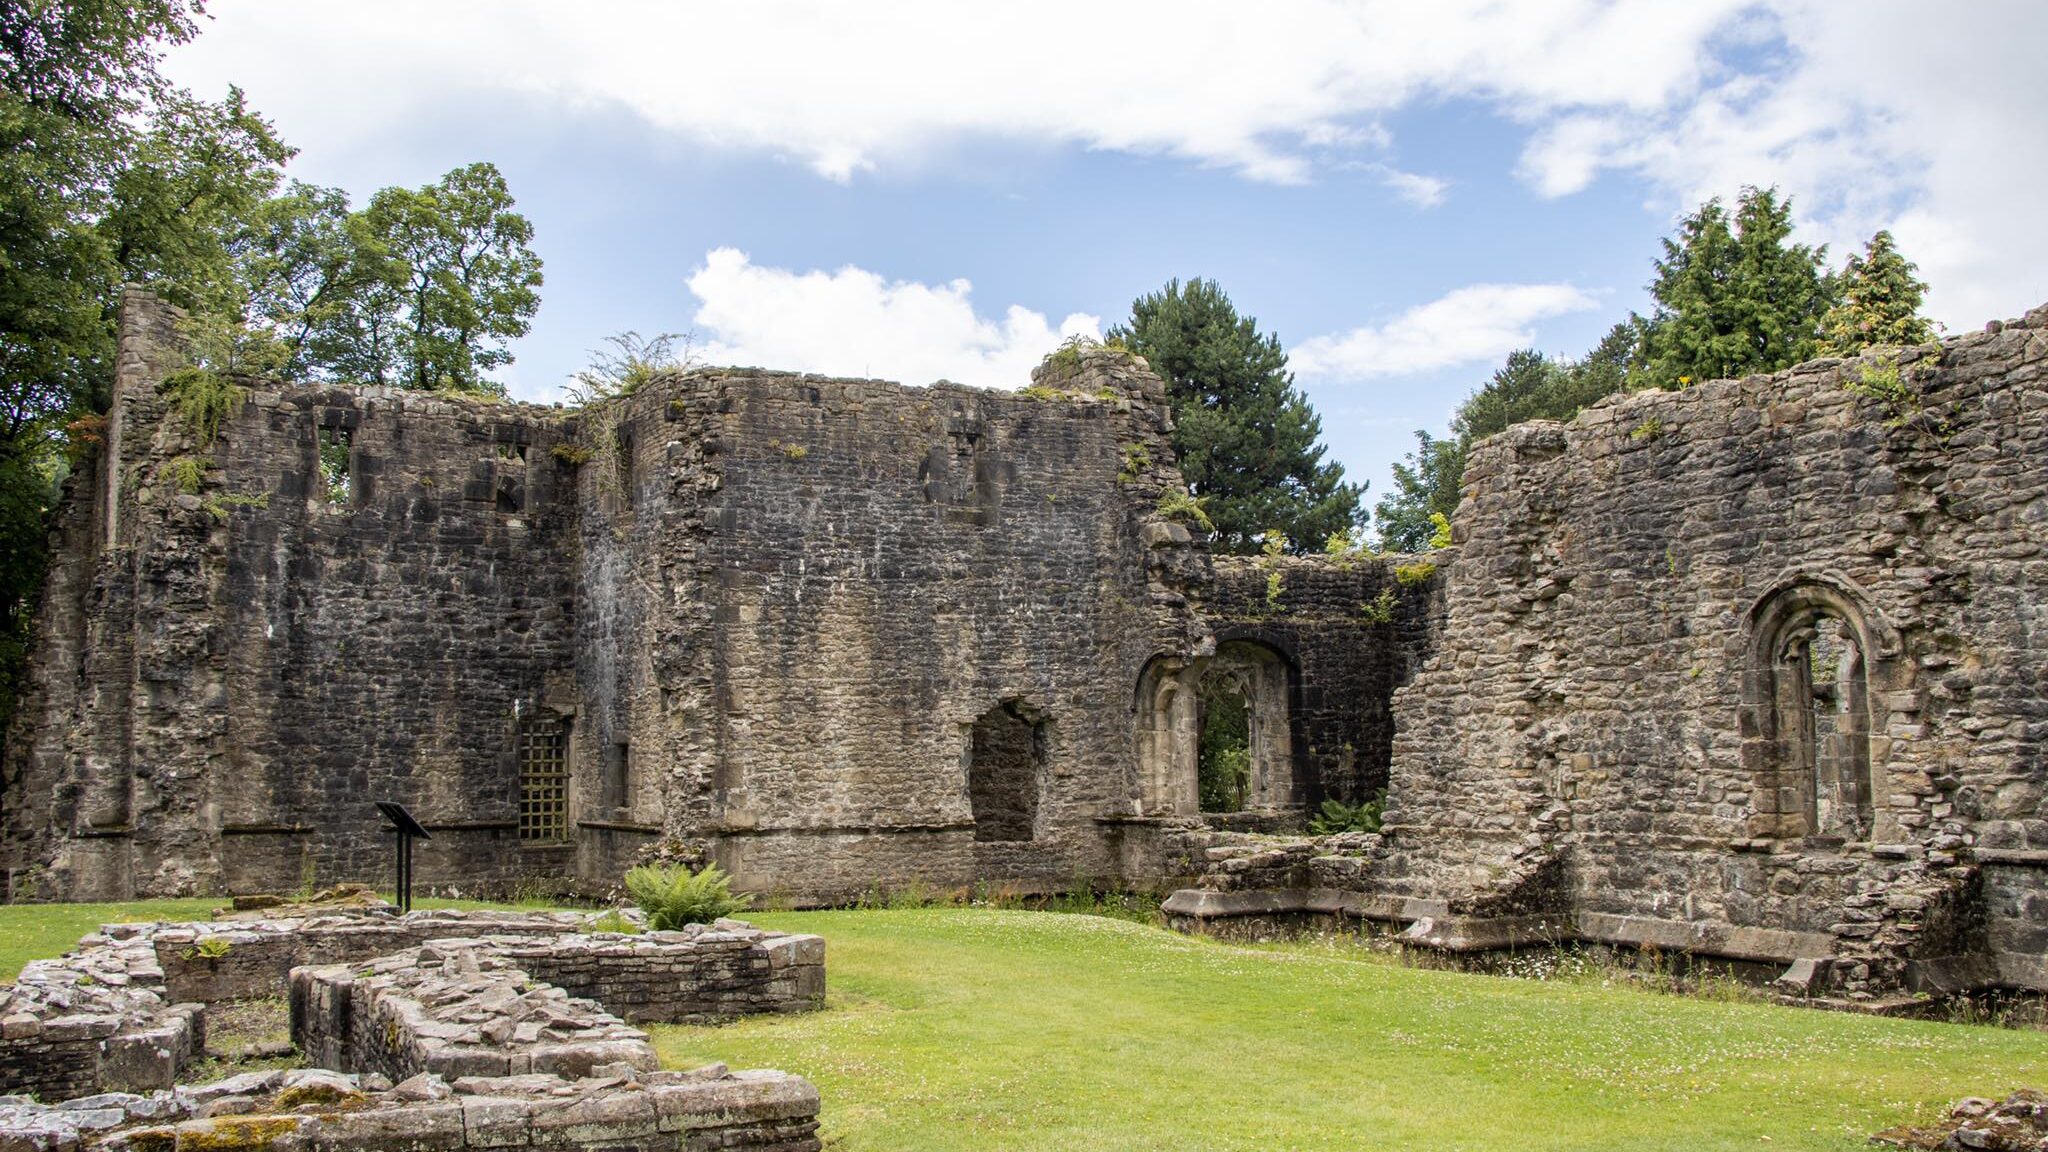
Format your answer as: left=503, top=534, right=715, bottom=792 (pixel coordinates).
left=1743, top=576, right=1901, bottom=843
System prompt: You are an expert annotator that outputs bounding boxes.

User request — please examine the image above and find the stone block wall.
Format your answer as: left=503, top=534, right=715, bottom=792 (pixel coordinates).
left=1375, top=310, right=2048, bottom=993
left=291, top=943, right=657, bottom=1081
left=500, top=922, right=825, bottom=1024
left=3, top=294, right=579, bottom=900
left=1200, top=553, right=1442, bottom=807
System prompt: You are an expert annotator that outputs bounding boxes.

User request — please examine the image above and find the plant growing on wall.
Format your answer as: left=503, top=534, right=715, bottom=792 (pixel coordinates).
left=1308, top=792, right=1385, bottom=835
left=624, top=862, right=751, bottom=930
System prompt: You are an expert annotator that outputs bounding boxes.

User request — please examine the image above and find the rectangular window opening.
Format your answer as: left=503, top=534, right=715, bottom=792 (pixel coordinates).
left=517, top=713, right=570, bottom=843
left=616, top=429, right=635, bottom=509
left=318, top=427, right=352, bottom=505
left=602, top=741, right=630, bottom=810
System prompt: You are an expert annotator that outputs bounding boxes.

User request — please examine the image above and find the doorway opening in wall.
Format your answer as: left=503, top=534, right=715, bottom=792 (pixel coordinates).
left=968, top=701, right=1044, bottom=842
left=1197, top=679, right=1250, bottom=814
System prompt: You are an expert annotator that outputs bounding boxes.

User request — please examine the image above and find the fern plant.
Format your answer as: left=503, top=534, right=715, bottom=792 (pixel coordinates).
left=624, top=862, right=751, bottom=930
left=1309, top=792, right=1386, bottom=835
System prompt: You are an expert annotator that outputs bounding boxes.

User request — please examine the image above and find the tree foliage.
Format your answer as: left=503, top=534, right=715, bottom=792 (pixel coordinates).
left=363, top=163, right=542, bottom=393
left=1108, top=278, right=1360, bottom=554
left=1821, top=230, right=1935, bottom=353
left=1373, top=431, right=1468, bottom=554
left=1638, top=186, right=1834, bottom=389
left=0, top=2, right=542, bottom=737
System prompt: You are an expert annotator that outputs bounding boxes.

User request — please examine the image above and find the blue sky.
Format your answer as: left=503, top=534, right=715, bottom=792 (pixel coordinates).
left=162, top=2, right=2048, bottom=519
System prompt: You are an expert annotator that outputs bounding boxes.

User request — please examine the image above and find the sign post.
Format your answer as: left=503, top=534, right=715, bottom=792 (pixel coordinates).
left=373, top=801, right=431, bottom=913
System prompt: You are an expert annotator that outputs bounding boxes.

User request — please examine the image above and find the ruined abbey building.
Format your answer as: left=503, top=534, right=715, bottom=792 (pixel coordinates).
left=5, top=289, right=2045, bottom=1001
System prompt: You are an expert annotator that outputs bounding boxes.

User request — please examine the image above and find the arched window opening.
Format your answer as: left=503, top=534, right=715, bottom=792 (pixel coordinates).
left=1132, top=640, right=1298, bottom=817
left=1746, top=576, right=1896, bottom=844
left=968, top=701, right=1046, bottom=842
left=1776, top=613, right=1874, bottom=840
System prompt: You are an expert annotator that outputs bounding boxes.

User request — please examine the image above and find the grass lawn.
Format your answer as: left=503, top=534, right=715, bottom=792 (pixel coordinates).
left=656, top=908, right=2048, bottom=1152
left=3, top=900, right=2040, bottom=1150
left=0, top=895, right=523, bottom=982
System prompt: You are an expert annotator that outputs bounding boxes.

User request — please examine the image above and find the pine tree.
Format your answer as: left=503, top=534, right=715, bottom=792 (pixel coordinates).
left=1108, top=278, right=1360, bottom=555
left=1639, top=186, right=1835, bottom=388
left=1821, top=230, right=1935, bottom=353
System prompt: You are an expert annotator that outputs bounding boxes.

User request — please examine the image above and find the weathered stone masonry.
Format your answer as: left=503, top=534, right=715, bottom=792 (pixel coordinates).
left=11, top=291, right=1411, bottom=903
left=11, top=287, right=2046, bottom=998
left=1172, top=308, right=2048, bottom=997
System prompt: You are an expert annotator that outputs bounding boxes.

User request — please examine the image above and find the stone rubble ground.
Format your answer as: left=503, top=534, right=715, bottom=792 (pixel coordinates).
left=1871, top=1090, right=2048, bottom=1151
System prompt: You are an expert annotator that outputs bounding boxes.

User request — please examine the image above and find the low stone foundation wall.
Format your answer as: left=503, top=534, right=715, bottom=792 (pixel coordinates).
left=0, top=1064, right=820, bottom=1152
left=0, top=936, right=203, bottom=1101
left=499, top=921, right=825, bottom=1024
left=292, top=940, right=658, bottom=1081
left=0, top=909, right=826, bottom=1104
left=143, top=909, right=615, bottom=1003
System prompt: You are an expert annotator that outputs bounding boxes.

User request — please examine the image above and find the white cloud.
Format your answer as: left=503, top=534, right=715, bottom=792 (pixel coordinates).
left=1374, top=167, right=1450, bottom=208
left=1293, top=284, right=1598, bottom=381
left=1510, top=1, right=2048, bottom=329
left=163, top=1, right=2048, bottom=326
left=684, top=249, right=1098, bottom=388
left=165, top=0, right=1745, bottom=186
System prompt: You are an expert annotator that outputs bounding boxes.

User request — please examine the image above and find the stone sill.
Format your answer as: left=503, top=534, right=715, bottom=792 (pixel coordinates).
left=578, top=819, right=664, bottom=834
left=1974, top=847, right=2048, bottom=867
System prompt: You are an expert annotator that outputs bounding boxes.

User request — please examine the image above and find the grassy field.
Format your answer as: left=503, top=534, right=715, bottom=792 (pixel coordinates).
left=0, top=895, right=522, bottom=980
left=2, top=900, right=2041, bottom=1150
left=658, top=908, right=2048, bottom=1152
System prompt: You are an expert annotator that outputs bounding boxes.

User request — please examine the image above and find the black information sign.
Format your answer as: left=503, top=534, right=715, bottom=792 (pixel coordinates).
left=374, top=801, right=431, bottom=913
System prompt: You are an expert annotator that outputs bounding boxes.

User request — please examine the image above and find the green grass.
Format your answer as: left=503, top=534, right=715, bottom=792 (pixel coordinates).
left=0, top=895, right=527, bottom=981
left=2, top=901, right=2039, bottom=1150
left=657, top=908, right=2048, bottom=1152
left=0, top=899, right=222, bottom=981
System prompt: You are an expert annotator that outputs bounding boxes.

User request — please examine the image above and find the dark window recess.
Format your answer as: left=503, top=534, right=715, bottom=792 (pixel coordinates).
left=602, top=741, right=630, bottom=809
left=496, top=441, right=528, bottom=462
left=967, top=701, right=1045, bottom=842
left=496, top=481, right=522, bottom=515
left=616, top=429, right=636, bottom=509
left=517, top=713, right=570, bottom=843
left=317, top=427, right=352, bottom=504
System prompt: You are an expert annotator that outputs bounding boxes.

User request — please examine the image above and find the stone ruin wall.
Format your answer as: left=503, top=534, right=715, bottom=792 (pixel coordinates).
left=1378, top=308, right=2048, bottom=994
left=0, top=908, right=825, bottom=1150
left=17, top=291, right=1427, bottom=903
left=1199, top=553, right=1442, bottom=810
left=572, top=354, right=1219, bottom=901
left=1, top=290, right=582, bottom=900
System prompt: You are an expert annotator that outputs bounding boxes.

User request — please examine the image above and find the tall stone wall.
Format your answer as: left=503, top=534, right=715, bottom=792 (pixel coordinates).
left=3, top=292, right=580, bottom=899
left=1380, top=309, right=2048, bottom=993
left=576, top=356, right=1209, bottom=900
left=4, top=292, right=1239, bottom=902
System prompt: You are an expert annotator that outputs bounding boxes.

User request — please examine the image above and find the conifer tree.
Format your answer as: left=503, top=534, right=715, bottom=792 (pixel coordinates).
left=1821, top=230, right=1935, bottom=353
left=1639, top=186, right=1835, bottom=388
left=1108, top=278, right=1360, bottom=555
